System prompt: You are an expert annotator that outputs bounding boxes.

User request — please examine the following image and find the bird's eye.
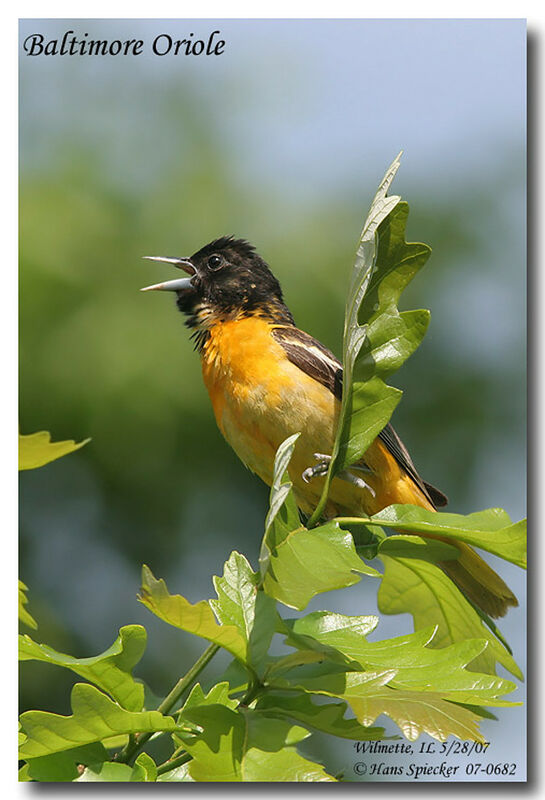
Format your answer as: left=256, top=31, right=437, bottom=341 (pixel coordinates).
left=207, top=254, right=223, bottom=271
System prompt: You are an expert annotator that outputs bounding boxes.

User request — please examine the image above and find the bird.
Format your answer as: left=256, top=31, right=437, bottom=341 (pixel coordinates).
left=141, top=235, right=518, bottom=618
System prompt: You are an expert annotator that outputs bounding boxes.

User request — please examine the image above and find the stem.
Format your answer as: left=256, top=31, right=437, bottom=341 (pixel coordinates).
left=240, top=678, right=264, bottom=707
left=306, top=465, right=335, bottom=528
left=156, top=751, right=192, bottom=777
left=117, top=642, right=220, bottom=765
left=306, top=314, right=356, bottom=529
left=333, top=516, right=374, bottom=526
left=335, top=516, right=429, bottom=534
left=157, top=643, right=220, bottom=716
left=306, top=377, right=353, bottom=529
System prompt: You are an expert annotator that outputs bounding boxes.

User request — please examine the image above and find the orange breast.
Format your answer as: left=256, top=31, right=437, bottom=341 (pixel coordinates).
left=200, top=317, right=433, bottom=518
left=201, top=317, right=337, bottom=490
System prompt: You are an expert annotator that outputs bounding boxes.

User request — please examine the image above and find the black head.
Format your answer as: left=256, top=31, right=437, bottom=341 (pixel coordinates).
left=142, top=236, right=294, bottom=340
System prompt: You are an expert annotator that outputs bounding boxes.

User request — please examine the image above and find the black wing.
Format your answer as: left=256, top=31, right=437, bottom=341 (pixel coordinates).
left=272, top=325, right=448, bottom=509
left=272, top=325, right=343, bottom=401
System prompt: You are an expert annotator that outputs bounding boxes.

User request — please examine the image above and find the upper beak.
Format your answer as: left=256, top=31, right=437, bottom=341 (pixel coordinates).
left=140, top=256, right=196, bottom=292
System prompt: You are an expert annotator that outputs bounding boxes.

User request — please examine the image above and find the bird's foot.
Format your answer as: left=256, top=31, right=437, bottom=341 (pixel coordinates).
left=337, top=469, right=376, bottom=496
left=302, top=453, right=331, bottom=483
left=302, top=454, right=376, bottom=497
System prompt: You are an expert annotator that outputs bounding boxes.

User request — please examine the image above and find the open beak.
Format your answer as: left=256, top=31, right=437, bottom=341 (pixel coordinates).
left=140, top=256, right=196, bottom=292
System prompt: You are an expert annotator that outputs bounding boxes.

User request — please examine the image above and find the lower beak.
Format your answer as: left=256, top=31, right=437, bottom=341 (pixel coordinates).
left=141, top=256, right=196, bottom=292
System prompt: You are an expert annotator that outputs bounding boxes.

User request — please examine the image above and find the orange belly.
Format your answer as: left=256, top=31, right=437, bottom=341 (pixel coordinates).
left=201, top=317, right=432, bottom=518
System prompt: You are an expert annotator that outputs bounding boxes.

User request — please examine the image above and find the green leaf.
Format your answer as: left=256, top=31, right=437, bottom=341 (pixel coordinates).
left=76, top=761, right=146, bottom=782
left=259, top=439, right=379, bottom=610
left=342, top=200, right=431, bottom=469
left=240, top=745, right=335, bottom=782
left=19, top=683, right=179, bottom=759
left=377, top=534, right=461, bottom=562
left=182, top=681, right=239, bottom=713
left=259, top=433, right=303, bottom=578
left=172, top=681, right=239, bottom=750
left=262, top=520, right=380, bottom=610
left=18, top=580, right=37, bottom=629
left=277, top=668, right=396, bottom=700
left=378, top=545, right=522, bottom=678
left=265, top=649, right=331, bottom=678
left=19, top=625, right=147, bottom=712
left=179, top=705, right=244, bottom=781
left=210, top=552, right=277, bottom=672
left=95, top=754, right=156, bottom=782
left=134, top=752, right=158, bottom=781
left=19, top=430, right=90, bottom=470
left=157, top=763, right=195, bottom=781
left=342, top=687, right=487, bottom=743
left=256, top=692, right=386, bottom=741
left=283, top=610, right=378, bottom=666
left=277, top=670, right=486, bottom=743
left=283, top=613, right=517, bottom=705
left=271, top=657, right=355, bottom=686
left=180, top=705, right=335, bottom=782
left=368, top=505, right=526, bottom=568
left=23, top=743, right=108, bottom=782
left=139, top=565, right=247, bottom=662
left=264, top=433, right=302, bottom=540
left=308, top=154, right=432, bottom=524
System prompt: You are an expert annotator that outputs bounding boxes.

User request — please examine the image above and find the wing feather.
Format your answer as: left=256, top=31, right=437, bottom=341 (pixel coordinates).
left=272, top=325, right=343, bottom=400
left=272, top=325, right=447, bottom=508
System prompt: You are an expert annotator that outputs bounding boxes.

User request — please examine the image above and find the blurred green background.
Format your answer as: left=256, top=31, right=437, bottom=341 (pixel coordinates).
left=19, top=19, right=526, bottom=779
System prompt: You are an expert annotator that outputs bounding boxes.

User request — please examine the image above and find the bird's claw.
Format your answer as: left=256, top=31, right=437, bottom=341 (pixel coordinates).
left=302, top=454, right=376, bottom=497
left=302, top=453, right=331, bottom=483
left=337, top=469, right=376, bottom=496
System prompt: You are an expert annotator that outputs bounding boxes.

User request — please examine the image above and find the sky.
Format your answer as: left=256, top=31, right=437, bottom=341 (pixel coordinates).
left=19, top=18, right=526, bottom=195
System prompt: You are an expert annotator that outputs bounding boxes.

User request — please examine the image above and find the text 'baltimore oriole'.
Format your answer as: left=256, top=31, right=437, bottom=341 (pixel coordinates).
left=142, top=236, right=517, bottom=618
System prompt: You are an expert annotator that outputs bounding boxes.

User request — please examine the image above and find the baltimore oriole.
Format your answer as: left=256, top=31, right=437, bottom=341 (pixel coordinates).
left=142, top=235, right=517, bottom=618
